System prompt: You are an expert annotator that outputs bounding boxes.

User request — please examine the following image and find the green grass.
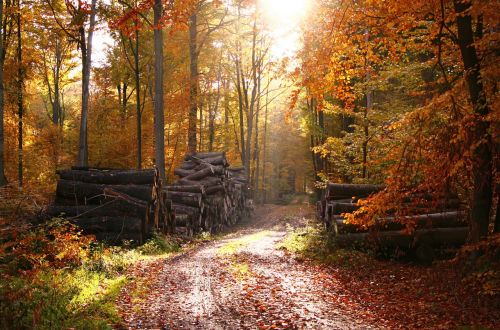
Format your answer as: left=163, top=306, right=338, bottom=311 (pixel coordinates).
left=217, top=231, right=271, bottom=256
left=279, top=225, right=372, bottom=268
left=216, top=231, right=272, bottom=281
left=0, top=230, right=181, bottom=329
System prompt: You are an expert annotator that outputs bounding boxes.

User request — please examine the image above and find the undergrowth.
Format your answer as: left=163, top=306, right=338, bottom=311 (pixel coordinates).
left=281, top=224, right=500, bottom=297
left=279, top=225, right=372, bottom=269
left=0, top=220, right=180, bottom=329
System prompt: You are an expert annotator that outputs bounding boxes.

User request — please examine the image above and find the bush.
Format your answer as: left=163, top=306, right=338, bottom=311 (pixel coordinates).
left=137, top=232, right=181, bottom=256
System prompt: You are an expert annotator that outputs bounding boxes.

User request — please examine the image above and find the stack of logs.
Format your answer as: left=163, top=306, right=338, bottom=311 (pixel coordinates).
left=48, top=152, right=252, bottom=243
left=168, top=152, right=252, bottom=236
left=317, top=183, right=468, bottom=259
left=49, top=167, right=167, bottom=243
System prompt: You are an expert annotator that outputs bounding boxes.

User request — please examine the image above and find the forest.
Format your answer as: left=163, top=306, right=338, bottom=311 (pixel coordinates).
left=0, top=0, right=498, bottom=329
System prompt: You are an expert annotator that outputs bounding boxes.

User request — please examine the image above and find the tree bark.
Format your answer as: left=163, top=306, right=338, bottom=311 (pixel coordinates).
left=363, top=32, right=371, bottom=179
left=57, top=169, right=154, bottom=185
left=52, top=40, right=62, bottom=126
left=261, top=90, right=268, bottom=203
left=77, top=0, right=96, bottom=167
left=0, top=0, right=6, bottom=187
left=335, top=227, right=468, bottom=249
left=244, top=17, right=258, bottom=182
left=56, top=179, right=152, bottom=203
left=208, top=57, right=222, bottom=152
left=326, top=183, right=384, bottom=198
left=134, top=23, right=141, bottom=169
left=16, top=1, right=22, bottom=187
left=153, top=0, right=166, bottom=181
left=453, top=0, right=493, bottom=241
left=188, top=12, right=198, bottom=153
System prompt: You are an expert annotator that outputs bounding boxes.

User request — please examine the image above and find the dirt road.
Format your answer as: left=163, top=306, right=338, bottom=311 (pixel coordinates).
left=116, top=204, right=374, bottom=329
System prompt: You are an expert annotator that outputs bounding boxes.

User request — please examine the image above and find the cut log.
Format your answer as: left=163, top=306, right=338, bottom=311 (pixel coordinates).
left=205, top=185, right=225, bottom=195
left=174, top=168, right=196, bottom=178
left=329, top=211, right=467, bottom=236
left=178, top=176, right=222, bottom=186
left=47, top=201, right=147, bottom=219
left=165, top=191, right=202, bottom=207
left=71, top=166, right=126, bottom=171
left=335, top=227, right=468, bottom=248
left=179, top=161, right=197, bottom=170
left=326, top=183, right=384, bottom=199
left=56, top=179, right=152, bottom=203
left=172, top=204, right=200, bottom=215
left=166, top=191, right=202, bottom=200
left=227, top=167, right=244, bottom=172
left=57, top=169, right=154, bottom=185
left=330, top=202, right=359, bottom=214
left=165, top=185, right=205, bottom=194
left=189, top=155, right=228, bottom=167
left=182, top=166, right=225, bottom=181
left=185, top=152, right=225, bottom=160
left=332, top=211, right=466, bottom=233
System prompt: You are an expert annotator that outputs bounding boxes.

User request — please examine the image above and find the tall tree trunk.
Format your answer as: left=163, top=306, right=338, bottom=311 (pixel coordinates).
left=454, top=0, right=492, bottom=241
left=135, top=25, right=141, bottom=169
left=78, top=0, right=96, bottom=167
left=362, top=30, right=370, bottom=179
left=363, top=84, right=371, bottom=179
left=16, top=0, right=22, bottom=187
left=236, top=58, right=245, bottom=165
left=153, top=0, right=166, bottom=181
left=0, top=0, right=5, bottom=187
left=252, top=68, right=261, bottom=191
left=317, top=103, right=325, bottom=175
left=199, top=101, right=203, bottom=150
left=122, top=82, right=128, bottom=122
left=223, top=79, right=229, bottom=151
left=188, top=12, right=198, bottom=153
left=235, top=4, right=245, bottom=165
left=261, top=90, right=268, bottom=204
left=208, top=58, right=222, bottom=152
left=244, top=17, right=258, bottom=181
left=53, top=40, right=62, bottom=126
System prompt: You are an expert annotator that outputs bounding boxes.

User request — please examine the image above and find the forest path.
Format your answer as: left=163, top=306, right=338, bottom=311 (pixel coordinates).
left=115, top=203, right=373, bottom=329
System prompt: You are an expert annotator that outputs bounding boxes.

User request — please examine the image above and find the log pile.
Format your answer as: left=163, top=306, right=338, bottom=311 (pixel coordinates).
left=166, top=152, right=252, bottom=236
left=316, top=183, right=467, bottom=259
left=49, top=153, right=252, bottom=243
left=49, top=167, right=169, bottom=243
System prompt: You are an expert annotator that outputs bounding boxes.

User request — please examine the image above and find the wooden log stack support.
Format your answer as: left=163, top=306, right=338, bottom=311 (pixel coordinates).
left=166, top=152, right=253, bottom=236
left=317, top=183, right=467, bottom=258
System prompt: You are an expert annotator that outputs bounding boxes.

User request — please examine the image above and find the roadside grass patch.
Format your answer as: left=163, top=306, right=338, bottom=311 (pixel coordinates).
left=0, top=223, right=181, bottom=329
left=228, top=259, right=252, bottom=280
left=137, top=232, right=181, bottom=256
left=279, top=225, right=372, bottom=268
left=217, top=231, right=271, bottom=256
left=216, top=231, right=270, bottom=280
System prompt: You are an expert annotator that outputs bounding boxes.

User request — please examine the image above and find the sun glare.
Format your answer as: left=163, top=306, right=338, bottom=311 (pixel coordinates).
left=260, top=0, right=310, bottom=25
left=259, top=0, right=311, bottom=57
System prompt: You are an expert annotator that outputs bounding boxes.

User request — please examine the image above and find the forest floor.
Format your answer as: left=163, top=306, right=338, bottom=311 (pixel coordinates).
left=115, top=201, right=500, bottom=330
left=115, top=202, right=371, bottom=329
